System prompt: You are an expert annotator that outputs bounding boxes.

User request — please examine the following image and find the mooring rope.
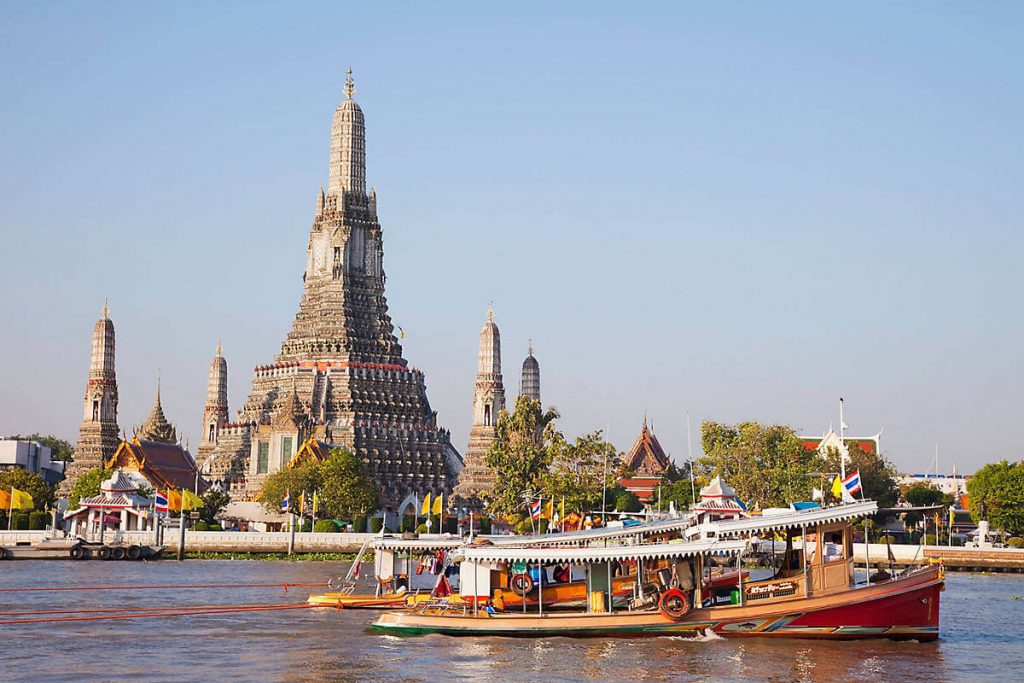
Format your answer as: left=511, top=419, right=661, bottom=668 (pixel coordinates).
left=0, top=602, right=317, bottom=626
left=0, top=582, right=326, bottom=594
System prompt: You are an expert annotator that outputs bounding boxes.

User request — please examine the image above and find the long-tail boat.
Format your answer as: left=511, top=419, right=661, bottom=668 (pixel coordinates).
left=371, top=500, right=943, bottom=640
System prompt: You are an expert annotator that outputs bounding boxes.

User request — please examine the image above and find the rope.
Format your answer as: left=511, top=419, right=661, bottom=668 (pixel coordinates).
left=0, top=604, right=257, bottom=617
left=0, top=582, right=326, bottom=594
left=0, top=602, right=316, bottom=626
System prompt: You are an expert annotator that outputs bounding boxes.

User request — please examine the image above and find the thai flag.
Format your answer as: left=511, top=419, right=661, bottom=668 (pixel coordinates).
left=842, top=470, right=862, bottom=496
left=530, top=498, right=542, bottom=520
left=155, top=491, right=168, bottom=514
left=281, top=490, right=290, bottom=512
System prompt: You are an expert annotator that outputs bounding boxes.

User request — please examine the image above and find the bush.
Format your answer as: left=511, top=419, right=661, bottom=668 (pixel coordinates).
left=479, top=518, right=492, bottom=535
left=923, top=533, right=938, bottom=545
left=444, top=516, right=458, bottom=534
left=194, top=521, right=209, bottom=531
left=352, top=515, right=368, bottom=533
left=401, top=515, right=416, bottom=532
left=416, top=523, right=428, bottom=534
left=370, top=516, right=384, bottom=533
left=880, top=535, right=896, bottom=545
left=1007, top=537, right=1024, bottom=548
left=28, top=510, right=47, bottom=530
left=11, top=512, right=29, bottom=530
left=314, top=519, right=339, bottom=533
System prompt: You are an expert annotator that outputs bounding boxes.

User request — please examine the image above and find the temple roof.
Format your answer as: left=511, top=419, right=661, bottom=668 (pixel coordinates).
left=106, top=438, right=206, bottom=493
left=100, top=471, right=138, bottom=493
left=274, top=382, right=307, bottom=428
left=288, top=438, right=334, bottom=469
left=623, top=418, right=671, bottom=477
left=138, top=379, right=177, bottom=444
left=700, top=475, right=737, bottom=500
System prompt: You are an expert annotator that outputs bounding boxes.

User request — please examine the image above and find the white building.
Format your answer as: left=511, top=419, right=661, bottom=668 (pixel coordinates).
left=0, top=438, right=66, bottom=485
left=897, top=473, right=970, bottom=497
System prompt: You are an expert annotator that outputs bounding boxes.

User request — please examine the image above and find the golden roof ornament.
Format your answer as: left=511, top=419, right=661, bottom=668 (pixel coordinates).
left=345, top=67, right=355, bottom=100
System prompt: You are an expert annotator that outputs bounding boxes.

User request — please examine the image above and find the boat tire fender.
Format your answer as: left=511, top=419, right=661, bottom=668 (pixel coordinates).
left=659, top=588, right=691, bottom=620
left=70, top=544, right=86, bottom=560
left=0, top=547, right=7, bottom=560
left=97, top=546, right=112, bottom=561
left=111, top=546, right=127, bottom=561
left=126, top=545, right=142, bottom=560
left=510, top=573, right=534, bottom=596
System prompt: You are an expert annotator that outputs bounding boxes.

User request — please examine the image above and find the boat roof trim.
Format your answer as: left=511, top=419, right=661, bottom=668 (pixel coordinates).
left=691, top=501, right=878, bottom=538
left=456, top=539, right=747, bottom=564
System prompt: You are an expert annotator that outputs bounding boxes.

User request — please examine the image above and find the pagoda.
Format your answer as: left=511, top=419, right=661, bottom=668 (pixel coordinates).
left=617, top=417, right=671, bottom=504
left=201, top=70, right=459, bottom=505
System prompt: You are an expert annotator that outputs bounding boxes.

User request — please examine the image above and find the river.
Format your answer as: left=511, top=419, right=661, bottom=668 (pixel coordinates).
left=1, top=561, right=1021, bottom=682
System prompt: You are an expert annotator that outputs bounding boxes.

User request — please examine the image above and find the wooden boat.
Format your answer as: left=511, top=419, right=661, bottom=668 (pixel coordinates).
left=372, top=500, right=943, bottom=641
left=0, top=537, right=164, bottom=561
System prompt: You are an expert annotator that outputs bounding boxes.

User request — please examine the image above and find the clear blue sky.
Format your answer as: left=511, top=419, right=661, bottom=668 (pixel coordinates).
left=1, top=2, right=1021, bottom=474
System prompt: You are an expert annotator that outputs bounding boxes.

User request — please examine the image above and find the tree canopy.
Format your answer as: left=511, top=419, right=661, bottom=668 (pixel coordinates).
left=67, top=467, right=112, bottom=509
left=259, top=448, right=379, bottom=520
left=484, top=396, right=561, bottom=519
left=967, top=460, right=1024, bottom=535
left=543, top=429, right=620, bottom=516
left=200, top=487, right=231, bottom=524
left=697, top=421, right=815, bottom=508
left=0, top=468, right=53, bottom=510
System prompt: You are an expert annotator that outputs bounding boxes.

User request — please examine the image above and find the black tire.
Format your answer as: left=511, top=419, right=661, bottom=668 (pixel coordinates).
left=111, top=546, right=127, bottom=561
left=97, top=546, right=112, bottom=561
left=126, top=545, right=142, bottom=560
left=509, top=573, right=534, bottom=596
left=70, top=545, right=85, bottom=560
left=0, top=548, right=7, bottom=560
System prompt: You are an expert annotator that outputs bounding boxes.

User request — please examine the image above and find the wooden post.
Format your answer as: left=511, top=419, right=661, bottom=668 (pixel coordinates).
left=801, top=525, right=809, bottom=596
left=288, top=513, right=296, bottom=555
left=176, top=513, right=186, bottom=561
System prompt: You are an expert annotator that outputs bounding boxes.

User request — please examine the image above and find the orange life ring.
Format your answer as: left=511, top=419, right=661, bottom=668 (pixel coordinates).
left=659, top=587, right=690, bottom=620
left=510, top=573, right=534, bottom=596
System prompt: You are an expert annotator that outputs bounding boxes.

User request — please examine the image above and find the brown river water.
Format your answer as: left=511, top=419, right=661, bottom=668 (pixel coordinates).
left=0, top=560, right=1021, bottom=682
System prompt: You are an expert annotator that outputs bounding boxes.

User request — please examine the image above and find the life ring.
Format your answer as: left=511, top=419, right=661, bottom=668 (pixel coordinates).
left=69, top=545, right=86, bottom=560
left=659, top=587, right=690, bottom=620
left=111, top=546, right=127, bottom=561
left=97, top=546, right=112, bottom=561
left=509, top=573, right=534, bottom=596
left=126, top=545, right=142, bottom=561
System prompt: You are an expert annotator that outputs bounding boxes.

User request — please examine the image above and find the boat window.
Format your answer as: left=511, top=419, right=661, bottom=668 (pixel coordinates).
left=823, top=530, right=845, bottom=563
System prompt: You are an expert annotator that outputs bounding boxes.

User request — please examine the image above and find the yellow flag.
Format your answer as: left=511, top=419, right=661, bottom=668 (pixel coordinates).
left=167, top=489, right=183, bottom=512
left=421, top=493, right=431, bottom=516
left=0, top=490, right=11, bottom=510
left=831, top=476, right=843, bottom=499
left=542, top=499, right=553, bottom=520
left=312, top=491, right=319, bottom=514
left=431, top=492, right=443, bottom=515
left=299, top=491, right=306, bottom=514
left=11, top=488, right=34, bottom=510
left=181, top=489, right=204, bottom=511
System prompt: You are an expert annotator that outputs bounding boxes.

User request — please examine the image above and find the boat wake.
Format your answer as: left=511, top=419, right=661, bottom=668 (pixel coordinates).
left=662, top=629, right=724, bottom=643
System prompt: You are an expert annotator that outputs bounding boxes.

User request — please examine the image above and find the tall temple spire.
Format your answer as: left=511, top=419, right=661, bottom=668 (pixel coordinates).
left=328, top=66, right=366, bottom=196
left=198, top=341, right=229, bottom=463
left=520, top=342, right=541, bottom=403
left=454, top=309, right=507, bottom=499
left=65, top=300, right=121, bottom=492
left=139, top=373, right=178, bottom=444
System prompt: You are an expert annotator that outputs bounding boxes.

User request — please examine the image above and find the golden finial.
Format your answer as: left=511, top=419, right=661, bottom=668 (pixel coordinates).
left=486, top=304, right=494, bottom=323
left=345, top=66, right=355, bottom=100
left=216, top=338, right=223, bottom=356
left=102, top=297, right=109, bottom=319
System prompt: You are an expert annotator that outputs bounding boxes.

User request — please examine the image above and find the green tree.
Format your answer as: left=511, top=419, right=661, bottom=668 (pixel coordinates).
left=0, top=468, right=53, bottom=510
left=967, top=460, right=1024, bottom=535
left=903, top=483, right=954, bottom=508
left=317, top=448, right=379, bottom=519
left=8, top=434, right=75, bottom=462
left=200, top=487, right=231, bottom=524
left=607, top=486, right=642, bottom=512
left=659, top=479, right=695, bottom=512
left=67, top=467, right=112, bottom=509
left=543, top=429, right=620, bottom=515
left=258, top=448, right=378, bottom=520
left=821, top=442, right=901, bottom=508
left=484, top=396, right=561, bottom=519
left=698, top=421, right=815, bottom=508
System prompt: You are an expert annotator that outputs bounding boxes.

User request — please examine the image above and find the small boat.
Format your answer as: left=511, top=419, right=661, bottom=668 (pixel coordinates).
left=371, top=500, right=943, bottom=641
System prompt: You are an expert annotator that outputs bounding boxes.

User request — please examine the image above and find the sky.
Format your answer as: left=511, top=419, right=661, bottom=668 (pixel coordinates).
left=1, top=2, right=1021, bottom=474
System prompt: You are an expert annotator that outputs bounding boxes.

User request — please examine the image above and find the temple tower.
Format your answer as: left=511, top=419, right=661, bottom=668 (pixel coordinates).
left=204, top=70, right=458, bottom=504
left=137, top=375, right=178, bottom=445
left=520, top=343, right=540, bottom=403
left=197, top=342, right=229, bottom=465
left=65, top=300, right=121, bottom=492
left=454, top=308, right=506, bottom=499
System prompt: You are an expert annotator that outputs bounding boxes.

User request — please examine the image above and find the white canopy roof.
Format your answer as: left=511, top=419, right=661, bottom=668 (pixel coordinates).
left=373, top=536, right=466, bottom=552
left=688, top=501, right=878, bottom=540
left=455, top=538, right=746, bottom=565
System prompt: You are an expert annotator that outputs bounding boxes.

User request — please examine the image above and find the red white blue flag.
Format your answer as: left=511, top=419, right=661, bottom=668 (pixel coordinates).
left=155, top=491, right=168, bottom=514
left=281, top=490, right=290, bottom=512
left=530, top=498, right=542, bottom=520
left=842, top=470, right=862, bottom=496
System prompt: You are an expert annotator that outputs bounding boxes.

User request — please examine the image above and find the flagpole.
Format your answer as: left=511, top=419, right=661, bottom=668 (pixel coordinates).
left=839, top=398, right=847, bottom=481
left=8, top=487, right=12, bottom=531
left=686, top=412, right=696, bottom=504
left=177, top=491, right=186, bottom=561
left=311, top=490, right=316, bottom=534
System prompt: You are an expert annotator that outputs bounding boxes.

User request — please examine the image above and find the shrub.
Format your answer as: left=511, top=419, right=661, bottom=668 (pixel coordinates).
left=352, top=514, right=368, bottom=533
left=416, top=523, right=428, bottom=534
left=1008, top=537, right=1024, bottom=548
left=401, top=515, right=416, bottom=533
left=369, top=516, right=384, bottom=533
left=479, top=518, right=492, bottom=535
left=298, top=519, right=312, bottom=533
left=923, top=533, right=938, bottom=545
left=314, top=519, right=339, bottom=533
left=28, top=510, right=47, bottom=530
left=880, top=535, right=896, bottom=545
left=444, top=517, right=458, bottom=534
left=11, top=512, right=29, bottom=530
left=194, top=521, right=210, bottom=531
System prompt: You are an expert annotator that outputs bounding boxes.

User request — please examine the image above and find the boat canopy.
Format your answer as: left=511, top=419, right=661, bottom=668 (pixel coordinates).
left=488, top=515, right=695, bottom=548
left=454, top=538, right=746, bottom=565
left=688, top=501, right=878, bottom=540
left=373, top=536, right=466, bottom=552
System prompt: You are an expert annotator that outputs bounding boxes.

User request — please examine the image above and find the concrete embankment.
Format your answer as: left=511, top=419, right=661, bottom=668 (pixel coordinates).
left=0, top=530, right=375, bottom=555
left=851, top=542, right=1024, bottom=573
